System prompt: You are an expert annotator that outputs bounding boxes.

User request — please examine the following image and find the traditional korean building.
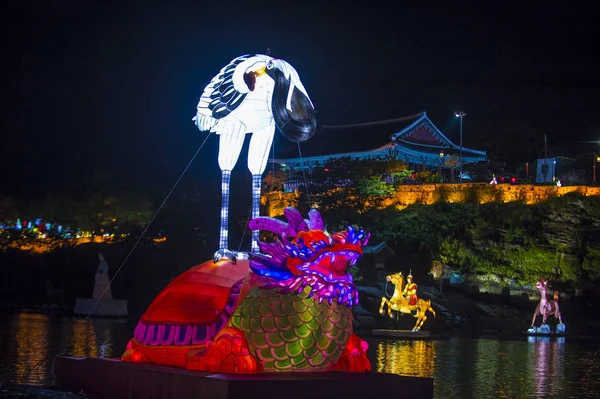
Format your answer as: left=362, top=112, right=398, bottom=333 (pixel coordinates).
left=273, top=112, right=487, bottom=185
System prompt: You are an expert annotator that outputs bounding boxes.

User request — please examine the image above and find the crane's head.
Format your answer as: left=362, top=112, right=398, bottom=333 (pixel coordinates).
left=239, top=55, right=317, bottom=143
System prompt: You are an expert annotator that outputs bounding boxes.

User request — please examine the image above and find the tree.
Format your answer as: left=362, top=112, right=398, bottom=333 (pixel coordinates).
left=20, top=189, right=155, bottom=237
left=263, top=167, right=287, bottom=192
left=297, top=156, right=408, bottom=227
left=66, top=191, right=154, bottom=234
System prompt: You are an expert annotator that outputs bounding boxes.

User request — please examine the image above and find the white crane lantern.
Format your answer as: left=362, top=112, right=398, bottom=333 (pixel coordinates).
left=193, top=54, right=317, bottom=262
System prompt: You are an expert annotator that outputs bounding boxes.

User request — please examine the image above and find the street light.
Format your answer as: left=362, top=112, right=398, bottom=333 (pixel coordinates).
left=455, top=111, right=466, bottom=183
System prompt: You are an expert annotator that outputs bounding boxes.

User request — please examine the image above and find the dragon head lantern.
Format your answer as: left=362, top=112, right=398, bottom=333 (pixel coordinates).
left=122, top=206, right=372, bottom=373
left=249, top=207, right=369, bottom=307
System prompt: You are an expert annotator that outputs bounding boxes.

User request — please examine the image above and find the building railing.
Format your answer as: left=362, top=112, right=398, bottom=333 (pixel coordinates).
left=283, top=179, right=354, bottom=192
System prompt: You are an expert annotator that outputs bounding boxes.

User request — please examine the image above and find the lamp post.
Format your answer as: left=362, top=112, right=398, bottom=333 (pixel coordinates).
left=439, top=149, right=445, bottom=182
left=455, top=111, right=466, bottom=183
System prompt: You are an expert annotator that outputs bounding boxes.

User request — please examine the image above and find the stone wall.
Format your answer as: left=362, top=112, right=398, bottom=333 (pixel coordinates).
left=262, top=184, right=600, bottom=217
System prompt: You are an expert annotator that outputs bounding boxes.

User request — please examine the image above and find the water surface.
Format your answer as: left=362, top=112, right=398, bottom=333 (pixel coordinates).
left=1, top=313, right=599, bottom=398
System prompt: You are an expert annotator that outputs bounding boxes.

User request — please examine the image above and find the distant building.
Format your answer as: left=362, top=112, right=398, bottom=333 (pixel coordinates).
left=273, top=112, right=487, bottom=187
left=363, top=242, right=396, bottom=270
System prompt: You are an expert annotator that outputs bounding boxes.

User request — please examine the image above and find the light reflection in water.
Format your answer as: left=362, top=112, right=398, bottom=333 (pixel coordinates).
left=71, top=319, right=98, bottom=358
left=376, top=340, right=435, bottom=377
left=473, top=338, right=531, bottom=398
left=372, top=338, right=575, bottom=399
left=1, top=314, right=128, bottom=386
left=14, top=314, right=49, bottom=385
left=2, top=314, right=600, bottom=398
left=528, top=336, right=566, bottom=398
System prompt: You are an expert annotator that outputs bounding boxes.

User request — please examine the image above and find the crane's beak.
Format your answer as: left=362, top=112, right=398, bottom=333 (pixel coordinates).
left=253, top=66, right=267, bottom=77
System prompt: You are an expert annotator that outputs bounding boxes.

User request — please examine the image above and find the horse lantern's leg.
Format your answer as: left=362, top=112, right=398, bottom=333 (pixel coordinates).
left=542, top=307, right=548, bottom=324
left=531, top=304, right=540, bottom=327
left=413, top=302, right=429, bottom=331
left=554, top=302, right=563, bottom=324
left=427, top=301, right=436, bottom=318
left=412, top=312, right=421, bottom=332
left=379, top=297, right=387, bottom=315
left=415, top=313, right=427, bottom=332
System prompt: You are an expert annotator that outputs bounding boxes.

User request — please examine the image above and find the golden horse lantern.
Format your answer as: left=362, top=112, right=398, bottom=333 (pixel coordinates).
left=379, top=272, right=436, bottom=332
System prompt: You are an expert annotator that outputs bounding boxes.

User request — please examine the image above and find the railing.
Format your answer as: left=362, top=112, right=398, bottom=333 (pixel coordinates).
left=283, top=179, right=354, bottom=192
left=283, top=180, right=308, bottom=192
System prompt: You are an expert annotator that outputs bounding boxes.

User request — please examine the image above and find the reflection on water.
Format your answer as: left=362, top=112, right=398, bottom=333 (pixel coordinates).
left=71, top=319, right=98, bottom=358
left=0, top=313, right=131, bottom=386
left=376, top=340, right=435, bottom=377
left=471, top=338, right=533, bottom=398
left=528, top=336, right=566, bottom=398
left=2, top=314, right=600, bottom=399
left=14, top=314, right=49, bottom=385
left=371, top=336, right=600, bottom=399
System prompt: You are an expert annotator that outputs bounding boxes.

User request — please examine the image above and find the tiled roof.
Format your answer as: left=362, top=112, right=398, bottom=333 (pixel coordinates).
left=276, top=112, right=486, bottom=166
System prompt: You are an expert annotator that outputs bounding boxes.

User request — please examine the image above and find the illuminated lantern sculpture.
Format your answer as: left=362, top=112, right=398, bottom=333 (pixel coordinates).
left=122, top=207, right=371, bottom=373
left=379, top=272, right=436, bottom=332
left=193, top=54, right=317, bottom=261
left=528, top=278, right=565, bottom=334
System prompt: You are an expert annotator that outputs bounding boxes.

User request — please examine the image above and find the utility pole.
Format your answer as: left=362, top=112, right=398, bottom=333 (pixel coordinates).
left=455, top=111, right=466, bottom=183
left=543, top=134, right=548, bottom=182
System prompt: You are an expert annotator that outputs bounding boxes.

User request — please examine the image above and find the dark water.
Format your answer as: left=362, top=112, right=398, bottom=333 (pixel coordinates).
left=1, top=313, right=600, bottom=399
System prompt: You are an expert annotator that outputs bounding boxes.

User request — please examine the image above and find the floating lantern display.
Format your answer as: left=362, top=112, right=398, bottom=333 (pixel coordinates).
left=122, top=207, right=371, bottom=373
left=192, top=54, right=317, bottom=261
left=379, top=271, right=436, bottom=332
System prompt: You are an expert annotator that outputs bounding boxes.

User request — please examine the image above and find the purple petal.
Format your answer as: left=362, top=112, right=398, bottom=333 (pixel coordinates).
left=248, top=217, right=288, bottom=236
left=308, top=209, right=324, bottom=231
left=283, top=207, right=309, bottom=236
left=363, top=233, right=371, bottom=247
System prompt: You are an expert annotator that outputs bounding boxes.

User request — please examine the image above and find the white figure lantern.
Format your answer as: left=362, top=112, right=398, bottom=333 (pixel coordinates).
left=193, top=54, right=317, bottom=261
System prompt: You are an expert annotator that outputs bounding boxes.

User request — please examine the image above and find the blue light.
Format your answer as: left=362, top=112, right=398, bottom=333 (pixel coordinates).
left=251, top=266, right=293, bottom=280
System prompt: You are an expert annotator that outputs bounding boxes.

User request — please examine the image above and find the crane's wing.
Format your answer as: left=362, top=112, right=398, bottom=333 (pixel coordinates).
left=194, top=54, right=253, bottom=132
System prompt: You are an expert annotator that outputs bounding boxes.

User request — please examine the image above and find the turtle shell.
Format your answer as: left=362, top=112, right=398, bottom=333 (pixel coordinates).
left=141, top=258, right=249, bottom=325
left=122, top=258, right=250, bottom=368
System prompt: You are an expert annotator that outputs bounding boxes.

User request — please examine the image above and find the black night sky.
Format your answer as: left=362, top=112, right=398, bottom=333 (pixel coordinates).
left=1, top=1, right=599, bottom=200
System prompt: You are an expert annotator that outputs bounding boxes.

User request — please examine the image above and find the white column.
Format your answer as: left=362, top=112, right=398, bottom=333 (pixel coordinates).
left=251, top=174, right=262, bottom=252
left=219, top=170, right=231, bottom=250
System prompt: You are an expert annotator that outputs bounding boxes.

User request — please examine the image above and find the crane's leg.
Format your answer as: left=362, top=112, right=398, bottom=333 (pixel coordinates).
left=215, top=124, right=245, bottom=262
left=247, top=122, right=275, bottom=253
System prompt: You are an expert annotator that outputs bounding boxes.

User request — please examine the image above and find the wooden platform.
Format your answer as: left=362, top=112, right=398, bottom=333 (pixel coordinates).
left=371, top=329, right=450, bottom=340
left=54, top=357, right=433, bottom=399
